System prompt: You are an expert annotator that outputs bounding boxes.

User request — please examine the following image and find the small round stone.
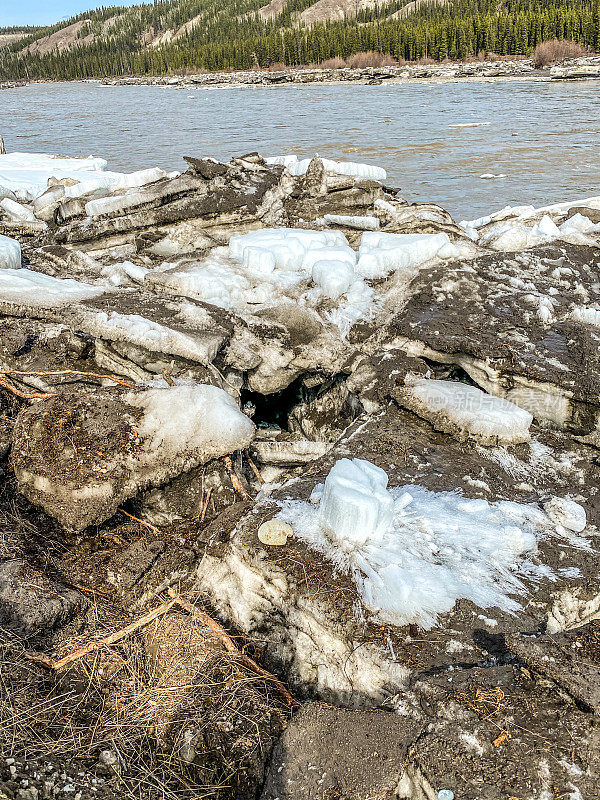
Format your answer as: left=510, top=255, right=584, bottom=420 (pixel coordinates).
left=437, top=790, right=455, bottom=800
left=258, top=520, right=292, bottom=545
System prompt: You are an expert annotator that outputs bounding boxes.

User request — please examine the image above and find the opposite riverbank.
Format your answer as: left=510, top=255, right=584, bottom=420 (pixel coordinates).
left=3, top=54, right=600, bottom=91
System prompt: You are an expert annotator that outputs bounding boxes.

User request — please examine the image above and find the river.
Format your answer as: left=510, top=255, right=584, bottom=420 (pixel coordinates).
left=2, top=78, right=600, bottom=219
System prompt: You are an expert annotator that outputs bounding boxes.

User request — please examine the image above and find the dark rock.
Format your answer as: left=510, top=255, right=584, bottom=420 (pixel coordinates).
left=261, top=703, right=422, bottom=800
left=0, top=558, right=85, bottom=637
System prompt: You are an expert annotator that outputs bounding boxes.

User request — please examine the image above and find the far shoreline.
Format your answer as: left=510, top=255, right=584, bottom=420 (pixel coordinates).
left=3, top=55, right=600, bottom=92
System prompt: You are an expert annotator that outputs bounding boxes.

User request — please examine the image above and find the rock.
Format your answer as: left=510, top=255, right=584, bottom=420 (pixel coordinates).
left=0, top=559, right=85, bottom=637
left=258, top=519, right=292, bottom=545
left=261, top=703, right=422, bottom=800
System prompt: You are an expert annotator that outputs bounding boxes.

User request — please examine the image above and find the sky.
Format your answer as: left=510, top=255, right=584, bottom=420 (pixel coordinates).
left=1, top=0, right=148, bottom=28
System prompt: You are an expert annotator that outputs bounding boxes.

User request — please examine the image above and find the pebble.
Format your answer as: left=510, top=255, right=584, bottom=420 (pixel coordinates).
left=438, top=791, right=455, bottom=800
left=258, top=519, right=292, bottom=545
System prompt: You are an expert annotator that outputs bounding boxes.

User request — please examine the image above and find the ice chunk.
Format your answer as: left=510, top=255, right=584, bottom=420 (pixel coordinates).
left=357, top=232, right=456, bottom=279
left=0, top=197, right=35, bottom=222
left=0, top=152, right=107, bottom=201
left=570, top=306, right=600, bottom=327
left=125, top=383, right=255, bottom=463
left=265, top=155, right=386, bottom=182
left=402, top=376, right=533, bottom=444
left=312, top=260, right=355, bottom=300
left=0, top=153, right=166, bottom=202
left=543, top=497, right=587, bottom=533
left=531, top=214, right=561, bottom=238
left=449, top=122, right=490, bottom=128
left=100, top=260, right=149, bottom=286
left=278, top=460, right=575, bottom=629
left=302, top=245, right=356, bottom=272
left=318, top=458, right=395, bottom=547
left=229, top=228, right=348, bottom=274
left=0, top=269, right=104, bottom=308
left=0, top=234, right=21, bottom=269
left=81, top=310, right=219, bottom=363
left=84, top=170, right=169, bottom=217
left=323, top=214, right=380, bottom=231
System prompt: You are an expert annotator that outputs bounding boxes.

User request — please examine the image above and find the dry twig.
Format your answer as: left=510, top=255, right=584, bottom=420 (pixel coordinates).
left=3, top=368, right=137, bottom=388
left=24, top=598, right=177, bottom=671
left=246, top=454, right=265, bottom=484
left=222, top=456, right=251, bottom=500
left=118, top=507, right=162, bottom=535
left=200, top=487, right=213, bottom=522
left=0, top=374, right=52, bottom=400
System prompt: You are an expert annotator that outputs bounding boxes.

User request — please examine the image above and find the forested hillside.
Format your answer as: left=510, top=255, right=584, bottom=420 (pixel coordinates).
left=0, top=0, right=598, bottom=79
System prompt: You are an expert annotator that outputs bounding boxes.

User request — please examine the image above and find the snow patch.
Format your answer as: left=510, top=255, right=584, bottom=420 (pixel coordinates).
left=0, top=269, right=104, bottom=308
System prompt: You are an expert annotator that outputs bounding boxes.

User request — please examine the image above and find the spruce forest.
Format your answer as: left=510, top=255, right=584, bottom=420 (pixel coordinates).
left=1, top=0, right=599, bottom=80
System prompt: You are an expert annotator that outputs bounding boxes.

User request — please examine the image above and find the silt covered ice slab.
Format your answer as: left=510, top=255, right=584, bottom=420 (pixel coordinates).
left=193, top=401, right=600, bottom=692
left=11, top=383, right=255, bottom=532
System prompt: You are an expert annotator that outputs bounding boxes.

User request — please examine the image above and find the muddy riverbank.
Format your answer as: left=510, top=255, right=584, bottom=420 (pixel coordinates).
left=0, top=147, right=599, bottom=799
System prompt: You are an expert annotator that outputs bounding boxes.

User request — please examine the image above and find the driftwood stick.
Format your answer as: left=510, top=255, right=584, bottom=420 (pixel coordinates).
left=222, top=456, right=251, bottom=500
left=25, top=598, right=177, bottom=671
left=247, top=454, right=265, bottom=484
left=167, top=588, right=299, bottom=709
left=118, top=507, right=162, bottom=535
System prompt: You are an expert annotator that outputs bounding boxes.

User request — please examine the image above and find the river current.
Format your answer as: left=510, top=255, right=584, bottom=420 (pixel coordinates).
left=2, top=78, right=600, bottom=219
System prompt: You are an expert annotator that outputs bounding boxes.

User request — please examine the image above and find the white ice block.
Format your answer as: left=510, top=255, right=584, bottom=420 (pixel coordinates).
left=0, top=234, right=21, bottom=269
left=311, top=259, right=355, bottom=300
left=318, top=457, right=394, bottom=546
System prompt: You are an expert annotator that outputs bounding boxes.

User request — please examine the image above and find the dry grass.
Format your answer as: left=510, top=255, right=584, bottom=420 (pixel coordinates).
left=0, top=598, right=291, bottom=799
left=532, top=38, right=589, bottom=67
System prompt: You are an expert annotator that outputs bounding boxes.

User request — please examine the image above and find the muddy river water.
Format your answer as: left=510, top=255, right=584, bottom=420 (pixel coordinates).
left=2, top=78, right=600, bottom=219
